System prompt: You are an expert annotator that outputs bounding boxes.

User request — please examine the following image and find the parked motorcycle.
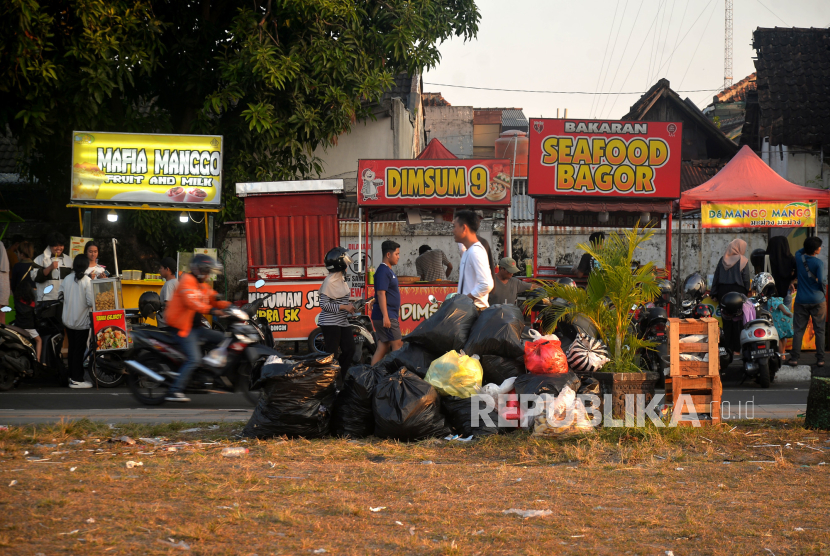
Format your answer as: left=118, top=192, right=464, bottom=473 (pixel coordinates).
left=678, top=272, right=733, bottom=374
left=720, top=273, right=781, bottom=388
left=308, top=298, right=376, bottom=364
left=633, top=302, right=669, bottom=381
left=0, top=284, right=67, bottom=390
left=124, top=281, right=282, bottom=405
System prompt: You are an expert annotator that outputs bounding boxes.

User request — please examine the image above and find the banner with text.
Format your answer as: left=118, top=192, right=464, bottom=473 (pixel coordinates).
left=357, top=159, right=512, bottom=207
left=367, top=285, right=458, bottom=336
left=528, top=119, right=682, bottom=199
left=701, top=201, right=817, bottom=228
left=248, top=282, right=323, bottom=341
left=71, top=131, right=222, bottom=207
left=92, top=310, right=129, bottom=352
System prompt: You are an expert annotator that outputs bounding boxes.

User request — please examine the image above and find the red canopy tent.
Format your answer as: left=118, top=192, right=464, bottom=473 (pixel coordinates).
left=680, top=145, right=830, bottom=210
left=417, top=138, right=458, bottom=160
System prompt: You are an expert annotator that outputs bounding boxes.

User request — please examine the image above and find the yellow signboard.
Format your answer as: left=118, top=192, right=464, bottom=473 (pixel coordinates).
left=701, top=201, right=817, bottom=228
left=71, top=131, right=222, bottom=207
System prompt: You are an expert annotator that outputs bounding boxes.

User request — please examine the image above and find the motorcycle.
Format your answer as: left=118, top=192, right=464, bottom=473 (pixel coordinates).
left=0, top=284, right=67, bottom=390
left=633, top=302, right=669, bottom=383
left=308, top=298, right=376, bottom=364
left=678, top=273, right=733, bottom=374
left=124, top=280, right=283, bottom=405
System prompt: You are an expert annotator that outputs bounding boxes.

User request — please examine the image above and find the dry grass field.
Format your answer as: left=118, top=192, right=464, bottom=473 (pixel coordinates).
left=1, top=419, right=829, bottom=555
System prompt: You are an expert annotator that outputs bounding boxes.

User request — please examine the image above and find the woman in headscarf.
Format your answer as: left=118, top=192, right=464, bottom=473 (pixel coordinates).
left=767, top=236, right=796, bottom=298
left=711, top=239, right=752, bottom=354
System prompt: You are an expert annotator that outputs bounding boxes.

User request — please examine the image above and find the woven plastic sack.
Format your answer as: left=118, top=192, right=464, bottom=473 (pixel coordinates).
left=424, top=350, right=483, bottom=399
left=524, top=338, right=568, bottom=375
left=567, top=334, right=610, bottom=373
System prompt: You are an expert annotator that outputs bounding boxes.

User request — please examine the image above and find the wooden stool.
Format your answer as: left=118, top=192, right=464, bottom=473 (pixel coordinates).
left=667, top=318, right=723, bottom=426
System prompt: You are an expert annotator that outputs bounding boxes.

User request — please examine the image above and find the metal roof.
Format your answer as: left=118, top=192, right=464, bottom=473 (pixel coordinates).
left=502, top=109, right=529, bottom=132
left=236, top=180, right=344, bottom=197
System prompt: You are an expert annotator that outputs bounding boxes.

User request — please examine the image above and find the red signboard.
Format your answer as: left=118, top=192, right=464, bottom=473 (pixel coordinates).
left=249, top=282, right=323, bottom=341
left=92, top=310, right=129, bottom=352
left=528, top=119, right=682, bottom=199
left=357, top=159, right=512, bottom=207
left=367, top=284, right=458, bottom=336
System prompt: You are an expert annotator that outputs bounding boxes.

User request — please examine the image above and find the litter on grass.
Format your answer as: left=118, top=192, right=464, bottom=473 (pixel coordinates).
left=503, top=509, right=553, bottom=518
left=70, top=467, right=77, bottom=472
left=8, top=480, right=17, bottom=487
left=369, top=507, right=386, bottom=512
left=157, top=538, right=190, bottom=550
left=120, top=436, right=136, bottom=445
left=125, top=461, right=143, bottom=469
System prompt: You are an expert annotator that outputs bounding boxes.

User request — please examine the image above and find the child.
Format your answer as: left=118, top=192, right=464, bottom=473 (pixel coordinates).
left=13, top=278, right=42, bottom=363
left=768, top=284, right=794, bottom=360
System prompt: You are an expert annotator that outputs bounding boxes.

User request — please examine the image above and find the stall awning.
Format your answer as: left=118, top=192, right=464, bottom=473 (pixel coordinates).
left=680, top=145, right=830, bottom=210
left=535, top=199, right=673, bottom=213
left=417, top=138, right=458, bottom=160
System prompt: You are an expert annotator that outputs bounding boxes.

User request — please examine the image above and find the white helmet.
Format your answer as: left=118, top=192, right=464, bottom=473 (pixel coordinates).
left=752, top=272, right=776, bottom=298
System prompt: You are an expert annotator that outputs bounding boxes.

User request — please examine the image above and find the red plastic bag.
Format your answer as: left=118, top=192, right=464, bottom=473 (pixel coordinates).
left=524, top=338, right=568, bottom=375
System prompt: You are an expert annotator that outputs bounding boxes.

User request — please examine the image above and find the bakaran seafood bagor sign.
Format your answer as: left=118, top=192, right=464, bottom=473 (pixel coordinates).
left=71, top=131, right=222, bottom=206
left=356, top=159, right=512, bottom=206
left=528, top=119, right=683, bottom=198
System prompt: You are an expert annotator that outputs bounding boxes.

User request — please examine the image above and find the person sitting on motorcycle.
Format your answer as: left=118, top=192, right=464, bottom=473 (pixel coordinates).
left=162, top=254, right=229, bottom=402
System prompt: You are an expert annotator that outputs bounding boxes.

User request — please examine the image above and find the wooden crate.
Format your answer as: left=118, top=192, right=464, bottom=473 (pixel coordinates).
left=666, top=318, right=722, bottom=426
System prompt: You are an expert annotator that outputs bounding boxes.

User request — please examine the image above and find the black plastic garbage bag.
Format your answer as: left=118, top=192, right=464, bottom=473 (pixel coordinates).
left=373, top=369, right=450, bottom=441
left=577, top=377, right=601, bottom=396
left=243, top=353, right=339, bottom=439
left=378, top=343, right=434, bottom=378
left=480, top=355, right=525, bottom=385
left=331, top=365, right=386, bottom=438
left=405, top=294, right=478, bottom=354
left=513, top=371, right=581, bottom=397
left=463, top=304, right=525, bottom=359
left=442, top=395, right=499, bottom=437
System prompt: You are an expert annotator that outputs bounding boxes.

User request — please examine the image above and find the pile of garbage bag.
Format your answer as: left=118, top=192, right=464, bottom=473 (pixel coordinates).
left=373, top=369, right=450, bottom=441
left=378, top=343, right=434, bottom=378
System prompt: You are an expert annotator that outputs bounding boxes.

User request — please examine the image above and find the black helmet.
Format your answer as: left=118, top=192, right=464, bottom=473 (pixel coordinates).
left=658, top=279, right=673, bottom=295
left=683, top=273, right=706, bottom=297
left=324, top=246, right=352, bottom=272
left=557, top=277, right=577, bottom=288
left=720, top=291, right=747, bottom=317
left=190, top=254, right=220, bottom=282
left=693, top=303, right=712, bottom=318
left=750, top=248, right=766, bottom=273
left=138, top=291, right=161, bottom=318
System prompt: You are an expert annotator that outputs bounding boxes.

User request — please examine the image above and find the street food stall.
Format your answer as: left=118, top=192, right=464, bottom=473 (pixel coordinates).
left=357, top=148, right=513, bottom=335
left=66, top=130, right=223, bottom=310
left=237, top=180, right=343, bottom=342
left=680, top=145, right=830, bottom=350
left=526, top=118, right=683, bottom=281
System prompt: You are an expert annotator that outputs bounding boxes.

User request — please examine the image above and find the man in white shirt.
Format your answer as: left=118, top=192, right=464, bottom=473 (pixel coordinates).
left=32, top=232, right=73, bottom=302
left=453, top=210, right=493, bottom=309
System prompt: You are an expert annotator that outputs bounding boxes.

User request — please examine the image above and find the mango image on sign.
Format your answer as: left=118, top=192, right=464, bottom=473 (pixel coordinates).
left=72, top=162, right=105, bottom=199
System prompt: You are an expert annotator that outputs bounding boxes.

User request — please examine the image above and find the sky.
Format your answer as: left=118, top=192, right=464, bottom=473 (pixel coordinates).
left=424, top=0, right=830, bottom=119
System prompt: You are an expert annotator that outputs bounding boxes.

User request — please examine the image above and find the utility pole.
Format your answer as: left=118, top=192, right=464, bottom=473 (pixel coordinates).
left=724, top=0, right=733, bottom=89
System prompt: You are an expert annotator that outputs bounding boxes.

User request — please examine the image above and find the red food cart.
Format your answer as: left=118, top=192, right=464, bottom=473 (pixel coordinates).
left=357, top=153, right=513, bottom=335
left=526, top=118, right=683, bottom=281
left=237, top=180, right=343, bottom=342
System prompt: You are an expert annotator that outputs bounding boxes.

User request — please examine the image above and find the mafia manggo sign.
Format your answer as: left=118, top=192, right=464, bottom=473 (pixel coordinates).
left=528, top=119, right=682, bottom=199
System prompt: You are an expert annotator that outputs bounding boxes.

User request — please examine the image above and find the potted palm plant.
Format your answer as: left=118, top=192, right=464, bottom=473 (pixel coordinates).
left=524, top=224, right=663, bottom=421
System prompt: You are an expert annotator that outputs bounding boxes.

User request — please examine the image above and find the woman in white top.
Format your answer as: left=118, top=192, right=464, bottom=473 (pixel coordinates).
left=83, top=241, right=109, bottom=279
left=60, top=255, right=94, bottom=388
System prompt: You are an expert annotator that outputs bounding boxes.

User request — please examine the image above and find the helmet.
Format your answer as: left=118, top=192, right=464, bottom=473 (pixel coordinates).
left=750, top=249, right=766, bottom=273
left=138, top=291, right=161, bottom=318
left=752, top=272, right=776, bottom=298
left=557, top=277, right=577, bottom=288
left=324, top=246, right=352, bottom=273
left=190, top=254, right=221, bottom=282
left=693, top=303, right=712, bottom=318
left=720, top=291, right=747, bottom=317
left=683, top=273, right=706, bottom=298
left=657, top=279, right=673, bottom=304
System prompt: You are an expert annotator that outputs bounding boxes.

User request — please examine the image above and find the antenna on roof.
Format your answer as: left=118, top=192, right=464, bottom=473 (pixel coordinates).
left=724, top=0, right=733, bottom=89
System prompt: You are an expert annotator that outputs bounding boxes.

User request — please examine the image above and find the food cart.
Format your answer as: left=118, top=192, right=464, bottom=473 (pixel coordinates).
left=66, top=130, right=223, bottom=313
left=680, top=145, right=830, bottom=350
left=526, top=118, right=683, bottom=282
left=357, top=153, right=513, bottom=335
left=236, top=180, right=344, bottom=342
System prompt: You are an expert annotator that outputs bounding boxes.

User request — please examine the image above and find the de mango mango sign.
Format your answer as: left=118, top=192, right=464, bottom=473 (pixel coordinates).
left=701, top=202, right=817, bottom=228
left=528, top=119, right=682, bottom=199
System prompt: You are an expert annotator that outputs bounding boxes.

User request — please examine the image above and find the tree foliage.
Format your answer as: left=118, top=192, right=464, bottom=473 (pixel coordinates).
left=1, top=0, right=479, bottom=253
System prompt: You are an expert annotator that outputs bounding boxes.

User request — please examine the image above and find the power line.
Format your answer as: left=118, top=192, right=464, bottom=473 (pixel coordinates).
left=589, top=0, right=621, bottom=118
left=648, top=0, right=717, bottom=84
left=597, top=0, right=646, bottom=118
left=665, top=0, right=690, bottom=78
left=656, top=0, right=677, bottom=81
left=593, top=0, right=630, bottom=117
left=678, top=0, right=720, bottom=89
left=753, top=0, right=790, bottom=26
left=648, top=0, right=668, bottom=86
left=422, top=82, right=720, bottom=95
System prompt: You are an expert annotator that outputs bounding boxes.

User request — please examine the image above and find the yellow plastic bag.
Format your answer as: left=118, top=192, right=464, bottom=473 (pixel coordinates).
left=424, top=350, right=483, bottom=399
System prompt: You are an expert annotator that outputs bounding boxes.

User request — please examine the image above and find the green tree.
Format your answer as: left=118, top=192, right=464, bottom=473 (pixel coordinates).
left=1, top=0, right=480, bottom=253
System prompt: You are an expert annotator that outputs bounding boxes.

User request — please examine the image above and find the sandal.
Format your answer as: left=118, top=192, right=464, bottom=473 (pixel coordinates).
left=817, top=361, right=825, bottom=367
left=787, top=358, right=800, bottom=366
